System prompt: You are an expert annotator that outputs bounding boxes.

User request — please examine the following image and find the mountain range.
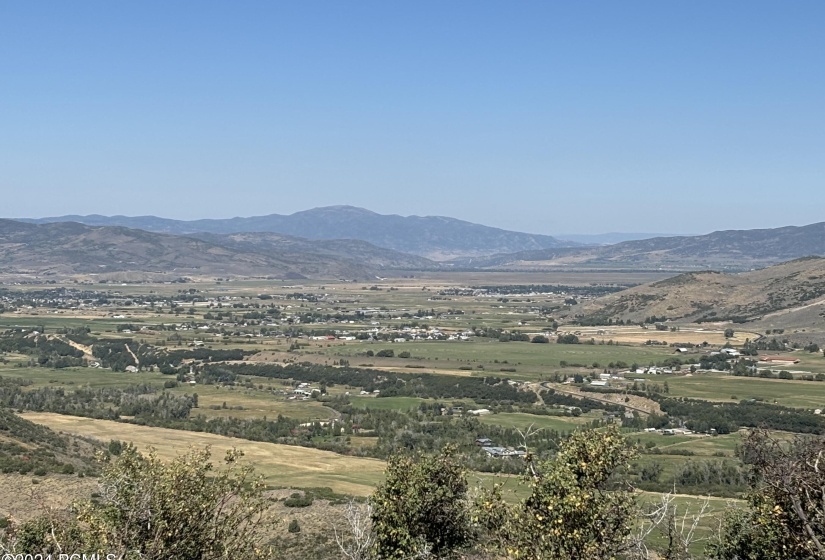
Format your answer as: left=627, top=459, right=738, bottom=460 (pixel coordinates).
left=448, top=222, right=825, bottom=271
left=10, top=207, right=825, bottom=275
left=0, top=219, right=435, bottom=279
left=20, top=205, right=575, bottom=261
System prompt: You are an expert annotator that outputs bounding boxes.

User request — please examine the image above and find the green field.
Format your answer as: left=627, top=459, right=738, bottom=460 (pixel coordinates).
left=310, top=339, right=679, bottom=381
left=477, top=411, right=597, bottom=432
left=646, top=372, right=825, bottom=409
left=348, top=395, right=427, bottom=410
left=0, top=365, right=170, bottom=389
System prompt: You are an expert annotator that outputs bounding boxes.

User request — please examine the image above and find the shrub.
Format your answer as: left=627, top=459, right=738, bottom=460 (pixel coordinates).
left=284, top=492, right=314, bottom=508
left=371, top=446, right=471, bottom=559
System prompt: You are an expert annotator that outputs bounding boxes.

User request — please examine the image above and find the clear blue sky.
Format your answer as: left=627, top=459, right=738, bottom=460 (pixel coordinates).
left=2, top=1, right=823, bottom=235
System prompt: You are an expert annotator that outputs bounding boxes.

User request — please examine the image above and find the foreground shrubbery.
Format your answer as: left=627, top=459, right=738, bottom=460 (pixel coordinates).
left=0, top=446, right=274, bottom=560
left=3, top=427, right=824, bottom=559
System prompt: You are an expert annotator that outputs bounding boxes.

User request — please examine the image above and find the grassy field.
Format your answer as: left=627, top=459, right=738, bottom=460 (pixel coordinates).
left=20, top=412, right=385, bottom=496
left=628, top=431, right=742, bottom=457
left=308, top=339, right=680, bottom=381
left=348, top=395, right=427, bottom=410
left=647, top=372, right=825, bottom=409
left=477, top=411, right=597, bottom=432
left=0, top=365, right=171, bottom=389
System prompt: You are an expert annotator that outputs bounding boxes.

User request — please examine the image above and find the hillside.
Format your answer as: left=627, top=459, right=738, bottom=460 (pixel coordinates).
left=451, top=222, right=825, bottom=271
left=19, top=206, right=575, bottom=260
left=0, top=220, right=436, bottom=279
left=578, top=257, right=825, bottom=325
left=0, top=404, right=99, bottom=477
left=191, top=231, right=435, bottom=271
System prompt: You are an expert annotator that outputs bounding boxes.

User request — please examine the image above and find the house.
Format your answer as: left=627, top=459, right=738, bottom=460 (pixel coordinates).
left=481, top=446, right=508, bottom=458
left=475, top=437, right=493, bottom=446
left=468, top=408, right=491, bottom=416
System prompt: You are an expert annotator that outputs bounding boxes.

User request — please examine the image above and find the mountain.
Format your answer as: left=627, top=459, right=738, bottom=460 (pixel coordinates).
left=450, top=222, right=825, bottom=271
left=0, top=220, right=436, bottom=279
left=19, top=206, right=575, bottom=260
left=554, top=232, right=686, bottom=245
left=578, top=257, right=825, bottom=325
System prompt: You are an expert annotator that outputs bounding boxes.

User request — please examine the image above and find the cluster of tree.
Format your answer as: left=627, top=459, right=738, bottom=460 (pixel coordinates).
left=631, top=458, right=748, bottom=497
left=209, top=363, right=537, bottom=404
left=540, top=388, right=625, bottom=414
left=471, top=283, right=629, bottom=296
left=0, top=329, right=84, bottom=368
left=0, top=384, right=194, bottom=422
left=658, top=397, right=825, bottom=435
left=556, top=333, right=580, bottom=344
left=699, top=352, right=734, bottom=370
left=0, top=406, right=94, bottom=476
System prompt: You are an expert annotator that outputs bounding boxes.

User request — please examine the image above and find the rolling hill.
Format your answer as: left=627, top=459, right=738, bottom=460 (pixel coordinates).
left=0, top=220, right=436, bottom=279
left=450, top=222, right=825, bottom=271
left=578, top=257, right=825, bottom=325
left=19, top=206, right=575, bottom=260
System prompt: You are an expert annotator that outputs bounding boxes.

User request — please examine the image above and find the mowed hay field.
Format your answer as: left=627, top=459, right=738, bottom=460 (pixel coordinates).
left=570, top=326, right=761, bottom=346
left=20, top=413, right=385, bottom=496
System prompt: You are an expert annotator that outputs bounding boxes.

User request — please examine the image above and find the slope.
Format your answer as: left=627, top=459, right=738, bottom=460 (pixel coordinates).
left=452, top=222, right=825, bottom=271
left=0, top=220, right=436, bottom=279
left=578, top=257, right=825, bottom=324
left=19, top=205, right=575, bottom=260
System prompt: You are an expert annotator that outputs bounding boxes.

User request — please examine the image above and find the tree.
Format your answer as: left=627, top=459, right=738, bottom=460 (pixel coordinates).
left=478, top=426, right=638, bottom=559
left=371, top=446, right=471, bottom=559
left=724, top=328, right=734, bottom=339
left=334, top=499, right=375, bottom=560
left=2, top=445, right=274, bottom=559
left=557, top=334, right=580, bottom=344
left=708, top=430, right=825, bottom=559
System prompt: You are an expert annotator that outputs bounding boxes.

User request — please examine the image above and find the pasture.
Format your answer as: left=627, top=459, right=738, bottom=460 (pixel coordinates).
left=20, top=412, right=386, bottom=496
left=651, top=372, right=825, bottom=409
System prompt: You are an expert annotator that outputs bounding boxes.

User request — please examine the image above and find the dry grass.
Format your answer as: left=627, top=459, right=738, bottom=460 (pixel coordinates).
left=19, top=413, right=386, bottom=496
left=571, top=326, right=760, bottom=346
left=0, top=473, right=98, bottom=523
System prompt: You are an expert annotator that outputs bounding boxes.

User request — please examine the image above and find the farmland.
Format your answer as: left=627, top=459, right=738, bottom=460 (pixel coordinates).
left=1, top=272, right=824, bottom=515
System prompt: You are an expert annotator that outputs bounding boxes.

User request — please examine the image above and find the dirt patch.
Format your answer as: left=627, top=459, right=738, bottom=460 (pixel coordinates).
left=0, top=473, right=98, bottom=523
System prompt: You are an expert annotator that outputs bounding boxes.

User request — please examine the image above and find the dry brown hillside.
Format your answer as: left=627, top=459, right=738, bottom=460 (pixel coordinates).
left=578, top=257, right=825, bottom=324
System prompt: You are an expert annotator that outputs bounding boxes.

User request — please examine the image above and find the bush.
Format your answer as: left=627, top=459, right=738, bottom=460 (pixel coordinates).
left=287, top=519, right=301, bottom=533
left=531, top=335, right=549, bottom=344
left=284, top=492, right=314, bottom=508
left=477, top=426, right=637, bottom=559
left=557, top=334, right=580, bottom=344
left=371, top=446, right=471, bottom=559
left=6, top=445, right=274, bottom=558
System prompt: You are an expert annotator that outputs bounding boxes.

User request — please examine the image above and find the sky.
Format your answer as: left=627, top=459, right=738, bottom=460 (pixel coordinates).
left=1, top=2, right=823, bottom=235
